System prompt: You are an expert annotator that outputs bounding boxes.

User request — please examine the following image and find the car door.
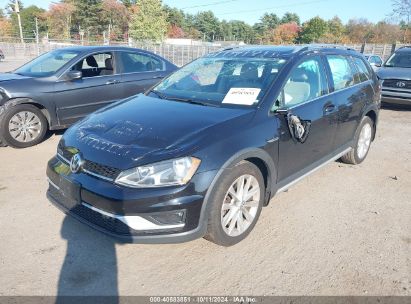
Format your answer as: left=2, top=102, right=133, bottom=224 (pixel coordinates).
left=117, top=51, right=170, bottom=98
left=274, top=55, right=339, bottom=183
left=325, top=55, right=368, bottom=149
left=54, top=52, right=123, bottom=126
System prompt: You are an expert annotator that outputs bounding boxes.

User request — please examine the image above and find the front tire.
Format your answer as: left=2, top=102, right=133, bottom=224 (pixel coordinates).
left=0, top=104, right=48, bottom=148
left=340, top=116, right=374, bottom=165
left=204, top=161, right=264, bottom=246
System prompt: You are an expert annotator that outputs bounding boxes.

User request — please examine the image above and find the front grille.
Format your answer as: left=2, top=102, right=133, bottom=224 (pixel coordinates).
left=383, top=79, right=411, bottom=89
left=83, top=160, right=121, bottom=180
left=57, top=142, right=121, bottom=181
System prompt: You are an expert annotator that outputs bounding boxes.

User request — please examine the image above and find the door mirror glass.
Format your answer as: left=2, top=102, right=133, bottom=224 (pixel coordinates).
left=66, top=70, right=82, bottom=81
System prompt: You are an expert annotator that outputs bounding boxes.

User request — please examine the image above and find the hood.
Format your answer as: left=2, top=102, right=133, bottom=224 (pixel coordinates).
left=63, top=94, right=255, bottom=169
left=0, top=73, right=32, bottom=82
left=377, top=67, right=411, bottom=80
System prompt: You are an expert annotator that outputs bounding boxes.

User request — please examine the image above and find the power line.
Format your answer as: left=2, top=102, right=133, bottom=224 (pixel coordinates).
left=215, top=0, right=329, bottom=16
left=181, top=0, right=243, bottom=10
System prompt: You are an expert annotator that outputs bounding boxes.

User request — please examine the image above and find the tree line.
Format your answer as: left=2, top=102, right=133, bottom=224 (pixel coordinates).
left=0, top=0, right=410, bottom=44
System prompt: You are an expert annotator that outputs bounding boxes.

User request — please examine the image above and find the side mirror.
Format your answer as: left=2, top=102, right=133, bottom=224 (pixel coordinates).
left=66, top=70, right=82, bottom=81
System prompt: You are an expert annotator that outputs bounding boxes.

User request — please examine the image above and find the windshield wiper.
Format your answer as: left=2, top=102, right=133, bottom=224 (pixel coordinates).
left=150, top=89, right=167, bottom=99
left=166, top=96, right=219, bottom=107
left=150, top=90, right=218, bottom=107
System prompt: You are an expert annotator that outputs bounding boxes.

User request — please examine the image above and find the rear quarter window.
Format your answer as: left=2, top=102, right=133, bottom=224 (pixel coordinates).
left=352, top=57, right=371, bottom=83
left=326, top=55, right=355, bottom=91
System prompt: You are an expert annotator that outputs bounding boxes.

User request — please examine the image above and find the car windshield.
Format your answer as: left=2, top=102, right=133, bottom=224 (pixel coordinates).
left=151, top=56, right=287, bottom=107
left=14, top=49, right=80, bottom=77
left=384, top=52, right=411, bottom=68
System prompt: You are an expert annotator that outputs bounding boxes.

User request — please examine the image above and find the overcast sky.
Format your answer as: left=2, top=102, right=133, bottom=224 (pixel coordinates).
left=1, top=0, right=395, bottom=25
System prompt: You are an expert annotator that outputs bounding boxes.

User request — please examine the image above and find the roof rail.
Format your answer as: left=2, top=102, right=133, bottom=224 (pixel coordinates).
left=305, top=44, right=355, bottom=51
left=398, top=45, right=411, bottom=49
left=222, top=45, right=245, bottom=51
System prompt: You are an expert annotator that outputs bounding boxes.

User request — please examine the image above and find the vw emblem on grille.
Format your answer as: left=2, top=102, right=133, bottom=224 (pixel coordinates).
left=396, top=81, right=406, bottom=88
left=70, top=153, right=85, bottom=174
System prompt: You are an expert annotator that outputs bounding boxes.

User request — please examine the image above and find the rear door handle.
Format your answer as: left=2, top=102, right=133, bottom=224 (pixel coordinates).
left=106, top=79, right=120, bottom=85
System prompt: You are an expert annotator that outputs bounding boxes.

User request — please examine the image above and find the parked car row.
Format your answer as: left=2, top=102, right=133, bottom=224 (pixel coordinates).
left=44, top=45, right=381, bottom=246
left=2, top=44, right=410, bottom=245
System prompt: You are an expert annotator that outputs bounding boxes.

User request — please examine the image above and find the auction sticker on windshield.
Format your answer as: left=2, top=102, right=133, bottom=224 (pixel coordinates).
left=222, top=88, right=261, bottom=105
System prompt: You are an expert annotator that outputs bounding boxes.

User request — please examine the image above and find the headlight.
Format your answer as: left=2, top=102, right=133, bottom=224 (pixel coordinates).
left=115, top=157, right=201, bottom=188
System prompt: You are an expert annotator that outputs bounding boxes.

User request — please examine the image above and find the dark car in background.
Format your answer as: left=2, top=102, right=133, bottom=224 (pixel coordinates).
left=377, top=46, right=411, bottom=106
left=0, top=46, right=177, bottom=148
left=47, top=45, right=380, bottom=246
left=0, top=49, right=4, bottom=61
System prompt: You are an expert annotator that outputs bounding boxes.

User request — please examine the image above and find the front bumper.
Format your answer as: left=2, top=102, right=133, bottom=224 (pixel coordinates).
left=46, top=156, right=216, bottom=243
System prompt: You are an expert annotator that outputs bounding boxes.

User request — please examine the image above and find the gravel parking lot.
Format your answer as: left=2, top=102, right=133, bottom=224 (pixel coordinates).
left=0, top=59, right=410, bottom=297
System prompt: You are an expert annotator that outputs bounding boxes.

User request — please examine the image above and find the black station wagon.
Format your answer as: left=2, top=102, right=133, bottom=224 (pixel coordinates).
left=0, top=46, right=176, bottom=148
left=47, top=45, right=380, bottom=246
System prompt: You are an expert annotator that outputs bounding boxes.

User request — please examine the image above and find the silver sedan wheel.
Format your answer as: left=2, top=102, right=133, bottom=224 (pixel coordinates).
left=8, top=111, right=42, bottom=143
left=221, top=174, right=260, bottom=237
left=357, top=123, right=372, bottom=159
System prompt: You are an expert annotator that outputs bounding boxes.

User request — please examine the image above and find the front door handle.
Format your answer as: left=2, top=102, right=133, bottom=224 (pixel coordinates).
left=106, top=79, right=120, bottom=85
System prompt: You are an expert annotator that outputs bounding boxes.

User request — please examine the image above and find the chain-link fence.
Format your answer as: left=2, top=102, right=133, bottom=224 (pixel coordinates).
left=0, top=38, right=408, bottom=66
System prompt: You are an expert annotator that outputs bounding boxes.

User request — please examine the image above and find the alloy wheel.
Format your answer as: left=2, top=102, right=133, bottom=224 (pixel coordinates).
left=221, top=174, right=260, bottom=237
left=357, top=123, right=372, bottom=159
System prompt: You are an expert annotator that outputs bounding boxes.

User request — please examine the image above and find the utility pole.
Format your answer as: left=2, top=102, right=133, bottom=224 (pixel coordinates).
left=15, top=0, right=24, bottom=44
left=35, top=17, right=40, bottom=56
left=107, top=23, right=111, bottom=45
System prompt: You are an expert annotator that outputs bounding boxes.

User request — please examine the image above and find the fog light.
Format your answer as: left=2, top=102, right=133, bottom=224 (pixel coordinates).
left=146, top=210, right=186, bottom=226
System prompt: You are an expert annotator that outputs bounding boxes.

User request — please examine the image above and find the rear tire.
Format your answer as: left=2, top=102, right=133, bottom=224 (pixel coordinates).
left=204, top=161, right=264, bottom=246
left=0, top=104, right=48, bottom=148
left=340, top=116, right=373, bottom=165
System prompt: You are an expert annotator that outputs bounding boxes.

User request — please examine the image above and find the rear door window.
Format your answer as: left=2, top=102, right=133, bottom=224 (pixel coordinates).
left=326, top=55, right=355, bottom=91
left=119, top=52, right=164, bottom=73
